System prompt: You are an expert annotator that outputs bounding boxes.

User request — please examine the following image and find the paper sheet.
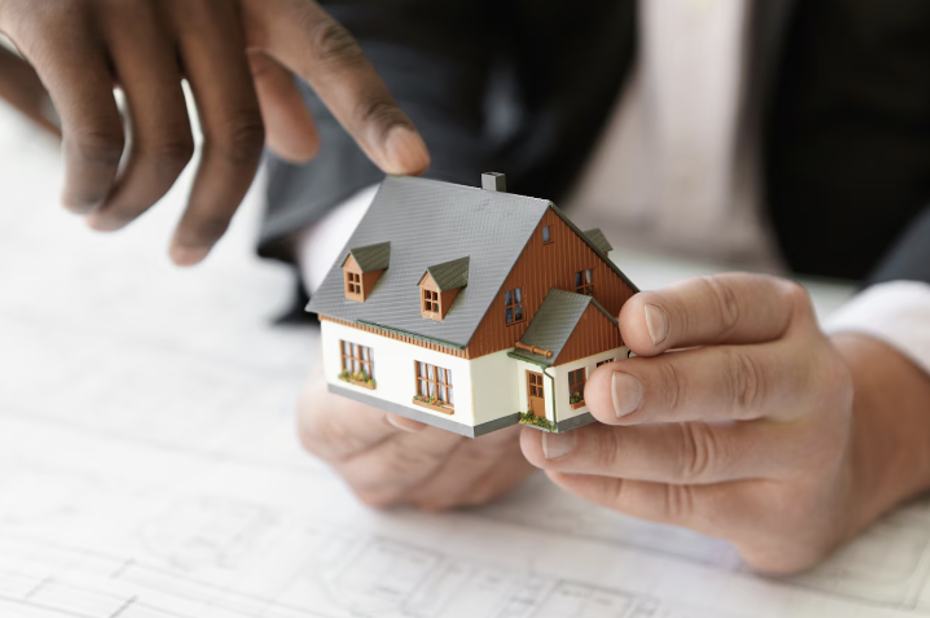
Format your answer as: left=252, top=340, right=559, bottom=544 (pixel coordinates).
left=1, top=106, right=927, bottom=618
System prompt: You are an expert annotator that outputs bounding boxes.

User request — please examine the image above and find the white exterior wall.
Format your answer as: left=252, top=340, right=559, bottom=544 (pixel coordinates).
left=321, top=320, right=630, bottom=431
left=551, top=347, right=630, bottom=421
left=320, top=321, right=477, bottom=426
left=469, top=350, right=520, bottom=425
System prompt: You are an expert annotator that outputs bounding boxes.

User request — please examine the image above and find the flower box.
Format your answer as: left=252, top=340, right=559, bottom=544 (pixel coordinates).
left=338, top=371, right=377, bottom=390
left=411, top=395, right=454, bottom=415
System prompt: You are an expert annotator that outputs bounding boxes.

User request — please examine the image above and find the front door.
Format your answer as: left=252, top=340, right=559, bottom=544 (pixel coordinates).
left=526, top=371, right=545, bottom=418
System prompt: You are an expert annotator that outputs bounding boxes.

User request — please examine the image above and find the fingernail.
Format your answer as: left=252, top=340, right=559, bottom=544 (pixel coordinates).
left=644, top=304, right=669, bottom=346
left=611, top=372, right=643, bottom=418
left=542, top=432, right=575, bottom=460
left=385, top=413, right=426, bottom=433
left=385, top=126, right=430, bottom=175
left=169, top=245, right=210, bottom=267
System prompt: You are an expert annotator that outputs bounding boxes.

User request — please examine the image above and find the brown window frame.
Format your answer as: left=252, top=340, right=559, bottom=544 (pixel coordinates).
left=575, top=269, right=594, bottom=295
left=568, top=368, right=586, bottom=403
left=415, top=361, right=454, bottom=407
left=504, top=287, right=525, bottom=325
left=345, top=271, right=362, bottom=295
left=596, top=359, right=612, bottom=368
left=422, top=289, right=440, bottom=315
left=341, top=341, right=375, bottom=380
left=542, top=225, right=552, bottom=244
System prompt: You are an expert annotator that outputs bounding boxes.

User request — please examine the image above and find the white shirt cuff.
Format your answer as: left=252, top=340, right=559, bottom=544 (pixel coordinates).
left=297, top=185, right=379, bottom=294
left=825, top=280, right=930, bottom=377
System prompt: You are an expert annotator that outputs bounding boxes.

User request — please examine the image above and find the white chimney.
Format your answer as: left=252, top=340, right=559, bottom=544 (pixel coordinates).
left=481, top=172, right=507, bottom=192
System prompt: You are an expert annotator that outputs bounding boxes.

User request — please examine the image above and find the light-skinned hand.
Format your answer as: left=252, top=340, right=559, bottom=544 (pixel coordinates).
left=521, top=273, right=930, bottom=574
left=298, top=366, right=536, bottom=510
left=0, top=0, right=429, bottom=265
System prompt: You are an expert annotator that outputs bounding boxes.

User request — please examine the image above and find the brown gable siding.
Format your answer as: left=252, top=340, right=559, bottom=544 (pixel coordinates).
left=465, top=208, right=635, bottom=358
left=555, top=304, right=623, bottom=367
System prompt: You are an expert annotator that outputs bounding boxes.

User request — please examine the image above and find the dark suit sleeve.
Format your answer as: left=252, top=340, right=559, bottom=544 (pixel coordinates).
left=866, top=204, right=930, bottom=287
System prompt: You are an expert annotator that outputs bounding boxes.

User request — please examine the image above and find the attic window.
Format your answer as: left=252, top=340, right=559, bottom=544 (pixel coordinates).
left=504, top=287, right=524, bottom=324
left=341, top=242, right=390, bottom=303
left=422, top=289, right=439, bottom=314
left=575, top=269, right=593, bottom=295
left=418, top=256, right=469, bottom=321
left=345, top=272, right=362, bottom=297
left=542, top=226, right=552, bottom=244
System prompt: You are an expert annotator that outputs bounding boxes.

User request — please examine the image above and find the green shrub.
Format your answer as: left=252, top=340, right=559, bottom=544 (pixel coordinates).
left=518, top=411, right=556, bottom=432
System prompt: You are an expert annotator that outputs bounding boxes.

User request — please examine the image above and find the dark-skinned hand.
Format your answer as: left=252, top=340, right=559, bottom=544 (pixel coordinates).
left=0, top=0, right=429, bottom=264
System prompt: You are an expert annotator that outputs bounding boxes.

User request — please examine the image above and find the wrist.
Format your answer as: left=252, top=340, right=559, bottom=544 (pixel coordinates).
left=832, top=333, right=930, bottom=534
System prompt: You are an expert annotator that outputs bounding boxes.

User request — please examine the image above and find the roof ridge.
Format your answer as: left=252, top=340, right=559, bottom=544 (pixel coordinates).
left=387, top=174, right=551, bottom=205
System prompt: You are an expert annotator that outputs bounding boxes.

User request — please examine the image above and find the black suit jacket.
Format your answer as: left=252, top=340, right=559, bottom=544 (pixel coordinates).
left=260, top=0, right=930, bottom=292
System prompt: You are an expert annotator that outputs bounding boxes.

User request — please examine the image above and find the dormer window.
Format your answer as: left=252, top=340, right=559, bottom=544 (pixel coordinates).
left=345, top=271, right=362, bottom=299
left=418, top=257, right=469, bottom=321
left=341, top=242, right=390, bottom=303
left=422, top=289, right=439, bottom=314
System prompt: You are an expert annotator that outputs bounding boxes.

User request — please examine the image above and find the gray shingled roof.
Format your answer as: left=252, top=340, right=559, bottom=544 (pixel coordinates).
left=308, top=176, right=551, bottom=348
left=583, top=228, right=613, bottom=254
left=343, top=241, right=391, bottom=273
left=511, top=289, right=618, bottom=366
left=424, top=256, right=470, bottom=291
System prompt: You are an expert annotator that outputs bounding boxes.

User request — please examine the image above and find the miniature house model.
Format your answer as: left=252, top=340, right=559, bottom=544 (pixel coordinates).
left=308, top=173, right=639, bottom=437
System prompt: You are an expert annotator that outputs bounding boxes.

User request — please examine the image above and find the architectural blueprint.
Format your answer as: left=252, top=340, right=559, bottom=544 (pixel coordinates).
left=1, top=104, right=928, bottom=618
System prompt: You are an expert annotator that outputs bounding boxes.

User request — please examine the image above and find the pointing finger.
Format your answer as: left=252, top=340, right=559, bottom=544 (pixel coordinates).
left=242, top=0, right=430, bottom=175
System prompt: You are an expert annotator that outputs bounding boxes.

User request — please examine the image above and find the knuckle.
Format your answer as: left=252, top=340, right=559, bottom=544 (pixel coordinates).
left=308, top=14, right=365, bottom=66
left=603, top=477, right=630, bottom=508
left=454, top=442, right=498, bottom=469
left=356, top=97, right=410, bottom=141
left=214, top=113, right=265, bottom=165
left=69, top=129, right=124, bottom=168
left=151, top=135, right=195, bottom=171
left=594, top=430, right=623, bottom=471
left=659, top=360, right=685, bottom=415
left=676, top=423, right=711, bottom=483
left=726, top=348, right=766, bottom=416
left=701, top=276, right=741, bottom=337
left=663, top=484, right=695, bottom=523
left=382, top=445, right=441, bottom=479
